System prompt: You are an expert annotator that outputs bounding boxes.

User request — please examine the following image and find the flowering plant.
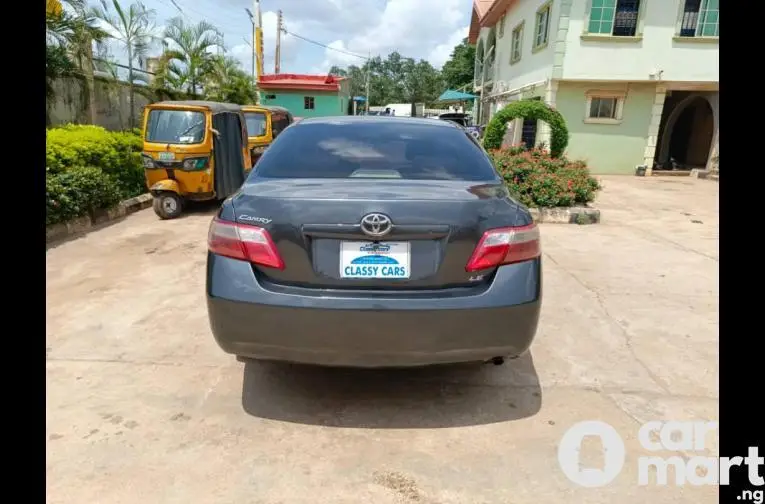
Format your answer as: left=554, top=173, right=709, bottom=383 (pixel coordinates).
left=490, top=146, right=600, bottom=208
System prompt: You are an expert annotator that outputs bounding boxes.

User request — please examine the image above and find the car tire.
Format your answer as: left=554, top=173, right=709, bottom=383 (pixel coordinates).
left=153, top=192, right=183, bottom=220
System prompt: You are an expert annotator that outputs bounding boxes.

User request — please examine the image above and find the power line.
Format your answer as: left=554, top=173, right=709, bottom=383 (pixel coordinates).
left=282, top=29, right=369, bottom=61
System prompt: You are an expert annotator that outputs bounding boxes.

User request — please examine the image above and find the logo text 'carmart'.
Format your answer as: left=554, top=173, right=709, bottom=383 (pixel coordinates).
left=558, top=420, right=763, bottom=489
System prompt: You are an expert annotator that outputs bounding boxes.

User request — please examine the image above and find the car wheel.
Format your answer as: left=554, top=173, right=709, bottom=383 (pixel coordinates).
left=153, top=192, right=183, bottom=220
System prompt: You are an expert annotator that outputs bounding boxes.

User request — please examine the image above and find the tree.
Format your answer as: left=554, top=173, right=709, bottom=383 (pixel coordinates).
left=203, top=56, right=257, bottom=105
left=441, top=37, right=476, bottom=91
left=161, top=17, right=224, bottom=99
left=46, top=0, right=109, bottom=123
left=329, top=51, right=444, bottom=110
left=402, top=59, right=443, bottom=115
left=92, top=0, right=156, bottom=128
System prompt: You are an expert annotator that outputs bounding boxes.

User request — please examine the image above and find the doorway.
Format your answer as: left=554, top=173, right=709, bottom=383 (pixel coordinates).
left=655, top=92, right=715, bottom=171
left=520, top=96, right=541, bottom=148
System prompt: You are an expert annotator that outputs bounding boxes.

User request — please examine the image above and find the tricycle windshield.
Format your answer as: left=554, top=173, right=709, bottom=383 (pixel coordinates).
left=244, top=112, right=267, bottom=137
left=146, top=109, right=206, bottom=144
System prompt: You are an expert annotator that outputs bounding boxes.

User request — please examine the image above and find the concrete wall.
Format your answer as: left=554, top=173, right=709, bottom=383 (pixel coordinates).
left=47, top=76, right=159, bottom=130
left=556, top=81, right=656, bottom=174
left=260, top=90, right=349, bottom=118
left=562, top=0, right=719, bottom=82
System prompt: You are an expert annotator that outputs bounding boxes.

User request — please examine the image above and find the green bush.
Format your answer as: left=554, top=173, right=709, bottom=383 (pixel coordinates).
left=46, top=167, right=122, bottom=226
left=490, top=146, right=600, bottom=208
left=483, top=99, right=569, bottom=157
left=46, top=124, right=145, bottom=198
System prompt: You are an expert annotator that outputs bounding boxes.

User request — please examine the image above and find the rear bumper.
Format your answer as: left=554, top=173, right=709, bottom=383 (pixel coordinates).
left=206, top=254, right=542, bottom=367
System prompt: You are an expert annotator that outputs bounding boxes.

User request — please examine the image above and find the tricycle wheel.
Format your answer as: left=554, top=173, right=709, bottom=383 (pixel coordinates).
left=153, top=192, right=183, bottom=220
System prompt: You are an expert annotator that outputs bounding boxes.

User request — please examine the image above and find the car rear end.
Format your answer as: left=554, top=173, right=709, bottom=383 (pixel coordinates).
left=206, top=117, right=542, bottom=367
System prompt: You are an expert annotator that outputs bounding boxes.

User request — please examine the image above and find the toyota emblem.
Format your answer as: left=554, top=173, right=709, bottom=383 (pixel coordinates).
left=360, top=213, right=392, bottom=238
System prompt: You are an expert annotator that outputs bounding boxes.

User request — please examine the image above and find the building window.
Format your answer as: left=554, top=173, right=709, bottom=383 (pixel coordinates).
left=534, top=1, right=552, bottom=50
left=679, top=0, right=719, bottom=37
left=585, top=92, right=625, bottom=124
left=588, top=0, right=641, bottom=37
left=304, top=96, right=315, bottom=110
left=510, top=22, right=524, bottom=64
left=498, top=14, right=505, bottom=38
left=265, top=94, right=276, bottom=100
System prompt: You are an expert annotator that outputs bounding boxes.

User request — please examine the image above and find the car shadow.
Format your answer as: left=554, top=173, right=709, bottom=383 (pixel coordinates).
left=180, top=199, right=221, bottom=217
left=241, top=353, right=542, bottom=428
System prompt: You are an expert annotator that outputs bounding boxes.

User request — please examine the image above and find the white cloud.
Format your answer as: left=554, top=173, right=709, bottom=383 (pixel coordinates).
left=428, top=26, right=469, bottom=69
left=314, top=0, right=468, bottom=72
left=230, top=10, right=303, bottom=74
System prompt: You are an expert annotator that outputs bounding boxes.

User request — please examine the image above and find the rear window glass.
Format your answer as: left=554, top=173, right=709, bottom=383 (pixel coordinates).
left=271, top=112, right=291, bottom=137
left=146, top=109, right=205, bottom=144
left=244, top=112, right=267, bottom=137
left=254, top=121, right=498, bottom=181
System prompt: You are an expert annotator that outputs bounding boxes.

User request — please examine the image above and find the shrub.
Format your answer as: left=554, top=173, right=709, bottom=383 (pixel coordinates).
left=483, top=100, right=569, bottom=157
left=490, top=146, right=600, bottom=208
left=46, top=167, right=122, bottom=225
left=46, top=124, right=145, bottom=198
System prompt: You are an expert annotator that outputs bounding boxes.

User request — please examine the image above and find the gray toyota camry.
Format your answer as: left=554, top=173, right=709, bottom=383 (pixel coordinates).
left=206, top=116, right=541, bottom=367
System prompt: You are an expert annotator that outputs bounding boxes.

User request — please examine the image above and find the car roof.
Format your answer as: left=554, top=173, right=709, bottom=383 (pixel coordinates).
left=296, top=115, right=460, bottom=129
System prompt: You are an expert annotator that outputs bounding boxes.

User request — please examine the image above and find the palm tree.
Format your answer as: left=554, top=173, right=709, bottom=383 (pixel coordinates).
left=203, top=56, right=256, bottom=104
left=150, top=49, right=188, bottom=97
left=92, top=0, right=156, bottom=128
left=46, top=0, right=108, bottom=123
left=162, top=17, right=223, bottom=98
left=203, top=55, right=240, bottom=99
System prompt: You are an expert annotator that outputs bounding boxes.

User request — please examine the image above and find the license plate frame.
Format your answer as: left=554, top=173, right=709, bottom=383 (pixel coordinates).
left=340, top=241, right=411, bottom=279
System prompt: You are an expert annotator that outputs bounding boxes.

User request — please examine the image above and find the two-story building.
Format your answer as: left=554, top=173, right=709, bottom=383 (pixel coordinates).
left=469, top=0, right=718, bottom=175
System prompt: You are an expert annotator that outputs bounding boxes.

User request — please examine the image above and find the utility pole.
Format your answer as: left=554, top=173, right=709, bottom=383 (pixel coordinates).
left=245, top=8, right=256, bottom=80
left=364, top=52, right=371, bottom=114
left=255, top=0, right=263, bottom=79
left=246, top=1, right=264, bottom=104
left=275, top=10, right=282, bottom=74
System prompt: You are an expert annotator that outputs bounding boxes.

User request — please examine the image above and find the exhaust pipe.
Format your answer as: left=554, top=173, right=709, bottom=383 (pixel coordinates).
left=489, top=356, right=505, bottom=366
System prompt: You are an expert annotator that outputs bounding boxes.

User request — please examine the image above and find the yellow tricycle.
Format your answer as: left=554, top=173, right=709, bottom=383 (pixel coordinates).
left=240, top=105, right=294, bottom=167
left=141, top=100, right=250, bottom=219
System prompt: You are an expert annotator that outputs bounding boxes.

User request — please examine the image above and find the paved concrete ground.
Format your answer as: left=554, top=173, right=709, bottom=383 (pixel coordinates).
left=46, top=176, right=718, bottom=504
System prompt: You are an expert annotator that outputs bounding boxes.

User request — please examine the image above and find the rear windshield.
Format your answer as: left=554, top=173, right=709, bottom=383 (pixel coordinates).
left=254, top=121, right=498, bottom=181
left=244, top=112, right=267, bottom=137
left=271, top=112, right=291, bottom=137
left=146, top=109, right=205, bottom=144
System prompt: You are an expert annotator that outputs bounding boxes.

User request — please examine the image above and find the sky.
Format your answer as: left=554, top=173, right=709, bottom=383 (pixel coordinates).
left=93, top=0, right=473, bottom=77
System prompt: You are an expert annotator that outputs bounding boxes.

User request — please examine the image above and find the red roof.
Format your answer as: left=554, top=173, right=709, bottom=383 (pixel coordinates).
left=468, top=0, right=516, bottom=44
left=258, top=74, right=346, bottom=92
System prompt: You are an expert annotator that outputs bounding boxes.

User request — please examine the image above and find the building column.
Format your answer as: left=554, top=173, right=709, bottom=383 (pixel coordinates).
left=705, top=92, right=719, bottom=172
left=643, top=84, right=667, bottom=176
left=537, top=79, right=558, bottom=149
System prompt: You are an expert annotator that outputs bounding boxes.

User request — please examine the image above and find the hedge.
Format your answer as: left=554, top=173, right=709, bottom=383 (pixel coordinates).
left=490, top=146, right=600, bottom=208
left=46, top=167, right=122, bottom=226
left=483, top=100, right=569, bottom=157
left=46, top=125, right=145, bottom=226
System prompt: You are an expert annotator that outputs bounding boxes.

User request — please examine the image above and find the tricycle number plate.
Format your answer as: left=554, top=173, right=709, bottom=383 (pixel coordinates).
left=158, top=152, right=175, bottom=161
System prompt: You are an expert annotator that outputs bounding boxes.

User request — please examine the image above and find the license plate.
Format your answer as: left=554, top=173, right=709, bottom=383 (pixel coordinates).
left=158, top=152, right=175, bottom=161
left=340, top=241, right=410, bottom=279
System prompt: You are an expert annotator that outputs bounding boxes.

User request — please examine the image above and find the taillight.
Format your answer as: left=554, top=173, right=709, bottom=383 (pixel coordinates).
left=207, top=218, right=285, bottom=270
left=465, top=224, right=541, bottom=272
